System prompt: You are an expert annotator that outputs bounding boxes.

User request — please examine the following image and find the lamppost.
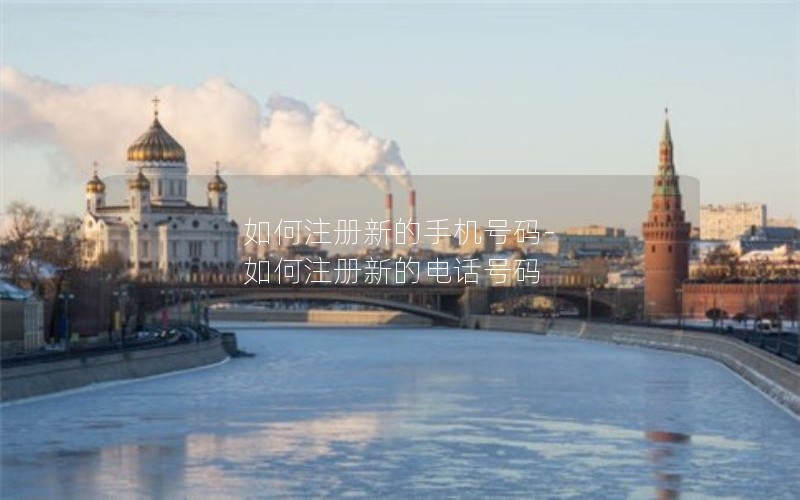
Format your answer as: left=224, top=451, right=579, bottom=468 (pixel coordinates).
left=160, top=289, right=174, bottom=328
left=112, top=288, right=128, bottom=345
left=197, top=290, right=210, bottom=325
left=586, top=286, right=593, bottom=322
left=177, top=289, right=184, bottom=324
left=57, top=292, right=75, bottom=351
left=190, top=290, right=200, bottom=326
left=675, top=287, right=684, bottom=328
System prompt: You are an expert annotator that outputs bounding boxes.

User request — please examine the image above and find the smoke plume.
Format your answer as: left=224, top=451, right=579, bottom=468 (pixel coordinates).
left=0, top=67, right=411, bottom=190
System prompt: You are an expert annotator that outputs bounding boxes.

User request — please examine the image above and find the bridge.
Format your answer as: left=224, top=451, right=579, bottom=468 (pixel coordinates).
left=130, top=283, right=644, bottom=326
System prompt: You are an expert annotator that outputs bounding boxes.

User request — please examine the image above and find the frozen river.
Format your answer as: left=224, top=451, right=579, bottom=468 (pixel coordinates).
left=2, top=325, right=799, bottom=498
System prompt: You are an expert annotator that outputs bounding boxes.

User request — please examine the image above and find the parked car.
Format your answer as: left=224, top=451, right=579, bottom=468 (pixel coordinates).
left=755, top=319, right=780, bottom=334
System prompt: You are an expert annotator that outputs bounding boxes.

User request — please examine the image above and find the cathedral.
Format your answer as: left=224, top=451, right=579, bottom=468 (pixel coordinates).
left=81, top=100, right=239, bottom=281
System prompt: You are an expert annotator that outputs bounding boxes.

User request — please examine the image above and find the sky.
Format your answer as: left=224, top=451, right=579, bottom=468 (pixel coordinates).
left=1, top=1, right=798, bottom=227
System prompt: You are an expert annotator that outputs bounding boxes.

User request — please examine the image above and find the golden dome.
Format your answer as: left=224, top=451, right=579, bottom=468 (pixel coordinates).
left=128, top=168, right=151, bottom=190
left=207, top=162, right=228, bottom=192
left=85, top=168, right=105, bottom=193
left=126, top=104, right=186, bottom=163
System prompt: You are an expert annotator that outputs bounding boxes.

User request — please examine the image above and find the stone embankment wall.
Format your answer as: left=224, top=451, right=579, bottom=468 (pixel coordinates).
left=209, top=308, right=433, bottom=326
left=467, top=315, right=800, bottom=416
left=1, top=338, right=228, bottom=403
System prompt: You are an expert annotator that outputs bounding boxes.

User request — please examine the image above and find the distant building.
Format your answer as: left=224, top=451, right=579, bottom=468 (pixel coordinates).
left=539, top=233, right=633, bottom=259
left=431, top=226, right=495, bottom=255
left=0, top=280, right=44, bottom=357
left=563, top=225, right=626, bottom=238
left=767, top=216, right=797, bottom=229
left=606, top=269, right=644, bottom=289
left=739, top=245, right=797, bottom=264
left=732, top=226, right=800, bottom=254
left=432, top=235, right=460, bottom=255
left=699, top=203, right=766, bottom=240
left=689, top=239, right=726, bottom=261
left=460, top=227, right=495, bottom=254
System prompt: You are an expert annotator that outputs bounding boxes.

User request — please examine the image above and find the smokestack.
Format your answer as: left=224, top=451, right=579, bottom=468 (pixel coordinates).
left=385, top=192, right=394, bottom=253
left=408, top=189, right=417, bottom=245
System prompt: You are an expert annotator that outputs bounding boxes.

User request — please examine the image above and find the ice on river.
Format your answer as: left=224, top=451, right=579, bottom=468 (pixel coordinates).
left=2, top=325, right=799, bottom=498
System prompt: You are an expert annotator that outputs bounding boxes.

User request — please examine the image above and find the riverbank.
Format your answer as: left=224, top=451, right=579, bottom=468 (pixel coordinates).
left=209, top=308, right=433, bottom=326
left=0, top=337, right=229, bottom=403
left=467, top=315, right=800, bottom=416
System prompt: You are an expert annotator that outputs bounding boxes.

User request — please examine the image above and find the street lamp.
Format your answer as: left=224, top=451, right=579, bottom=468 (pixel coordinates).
left=112, top=288, right=128, bottom=346
left=160, top=289, right=174, bottom=328
left=57, top=292, right=75, bottom=351
left=190, top=290, right=200, bottom=326
left=197, top=290, right=211, bottom=325
left=586, top=286, right=593, bottom=322
left=675, top=288, right=684, bottom=328
left=177, top=290, right=184, bottom=324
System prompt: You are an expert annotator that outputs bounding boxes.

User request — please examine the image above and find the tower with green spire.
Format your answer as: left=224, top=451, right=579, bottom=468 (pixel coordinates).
left=642, top=109, right=691, bottom=319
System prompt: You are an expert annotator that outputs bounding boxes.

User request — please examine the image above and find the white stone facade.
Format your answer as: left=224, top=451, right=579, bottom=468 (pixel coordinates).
left=81, top=109, right=238, bottom=281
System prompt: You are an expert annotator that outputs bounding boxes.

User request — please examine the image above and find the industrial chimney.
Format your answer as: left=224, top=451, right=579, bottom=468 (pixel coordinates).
left=408, top=189, right=417, bottom=245
left=385, top=192, right=394, bottom=254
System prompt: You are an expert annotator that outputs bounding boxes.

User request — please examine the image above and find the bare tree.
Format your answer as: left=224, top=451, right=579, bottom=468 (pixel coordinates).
left=2, top=202, right=83, bottom=289
left=701, top=245, right=739, bottom=281
left=96, top=250, right=127, bottom=280
left=2, top=201, right=53, bottom=293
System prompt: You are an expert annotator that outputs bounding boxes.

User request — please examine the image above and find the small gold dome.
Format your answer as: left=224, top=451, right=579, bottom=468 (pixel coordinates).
left=128, top=169, right=151, bottom=190
left=127, top=106, right=186, bottom=163
left=86, top=170, right=105, bottom=194
left=208, top=163, right=228, bottom=192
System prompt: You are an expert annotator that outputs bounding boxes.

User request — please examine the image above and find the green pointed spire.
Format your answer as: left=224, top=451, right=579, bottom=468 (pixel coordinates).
left=653, top=108, right=680, bottom=197
left=661, top=107, right=672, bottom=143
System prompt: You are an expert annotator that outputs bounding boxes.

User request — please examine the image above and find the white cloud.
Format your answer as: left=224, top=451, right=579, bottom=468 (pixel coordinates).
left=0, top=67, right=411, bottom=190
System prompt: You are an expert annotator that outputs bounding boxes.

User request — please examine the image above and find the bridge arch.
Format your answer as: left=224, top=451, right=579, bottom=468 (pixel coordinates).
left=205, top=291, right=461, bottom=324
left=487, top=286, right=639, bottom=319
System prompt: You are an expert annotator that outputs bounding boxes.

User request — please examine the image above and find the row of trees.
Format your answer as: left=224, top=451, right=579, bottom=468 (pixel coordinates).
left=2, top=201, right=129, bottom=289
left=1, top=201, right=130, bottom=339
left=704, top=288, right=799, bottom=329
left=2, top=202, right=82, bottom=296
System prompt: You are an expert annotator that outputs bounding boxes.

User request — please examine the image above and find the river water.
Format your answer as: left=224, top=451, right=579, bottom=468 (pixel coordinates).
left=2, top=325, right=798, bottom=499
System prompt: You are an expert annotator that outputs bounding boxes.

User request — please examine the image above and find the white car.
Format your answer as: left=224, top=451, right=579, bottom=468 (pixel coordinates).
left=755, top=319, right=780, bottom=334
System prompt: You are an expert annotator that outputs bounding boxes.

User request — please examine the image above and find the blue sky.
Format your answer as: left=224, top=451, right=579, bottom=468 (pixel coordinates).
left=1, top=1, right=798, bottom=224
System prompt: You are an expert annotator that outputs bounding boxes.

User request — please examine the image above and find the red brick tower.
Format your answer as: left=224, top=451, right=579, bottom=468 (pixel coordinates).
left=643, top=109, right=691, bottom=319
